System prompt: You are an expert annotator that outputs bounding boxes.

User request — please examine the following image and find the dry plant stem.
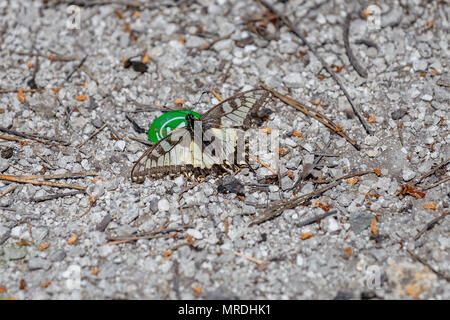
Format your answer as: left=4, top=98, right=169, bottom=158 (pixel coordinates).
left=47, top=0, right=182, bottom=9
left=422, top=176, right=450, bottom=191
left=233, top=251, right=266, bottom=265
left=19, top=171, right=99, bottom=180
left=407, top=248, right=450, bottom=282
left=66, top=55, right=88, bottom=81
left=77, top=123, right=107, bottom=148
left=260, top=83, right=360, bottom=150
left=73, top=196, right=98, bottom=221
left=414, top=211, right=448, bottom=241
left=248, top=154, right=277, bottom=174
left=310, top=170, right=375, bottom=184
left=32, top=190, right=86, bottom=202
left=103, top=223, right=194, bottom=245
left=249, top=181, right=340, bottom=226
left=0, top=174, right=86, bottom=190
left=296, top=209, right=337, bottom=228
left=11, top=51, right=76, bottom=61
left=0, top=185, right=17, bottom=200
left=412, top=157, right=449, bottom=186
left=178, top=182, right=200, bottom=202
left=256, top=0, right=372, bottom=135
left=201, top=34, right=232, bottom=50
left=343, top=13, right=368, bottom=78
left=0, top=126, right=69, bottom=145
left=0, top=134, right=25, bottom=143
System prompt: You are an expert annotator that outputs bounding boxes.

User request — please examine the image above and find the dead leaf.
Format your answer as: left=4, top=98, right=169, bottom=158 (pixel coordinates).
left=347, top=177, right=360, bottom=184
left=423, top=203, right=437, bottom=210
left=39, top=243, right=50, bottom=251
left=163, top=249, right=173, bottom=257
left=17, top=90, right=26, bottom=103
left=67, top=234, right=78, bottom=245
left=142, top=52, right=150, bottom=64
left=292, top=130, right=303, bottom=137
left=192, top=286, right=202, bottom=295
left=371, top=217, right=378, bottom=235
left=300, top=232, right=314, bottom=240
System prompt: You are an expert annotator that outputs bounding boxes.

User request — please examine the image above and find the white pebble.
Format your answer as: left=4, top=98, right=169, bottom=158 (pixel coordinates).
left=158, top=199, right=170, bottom=212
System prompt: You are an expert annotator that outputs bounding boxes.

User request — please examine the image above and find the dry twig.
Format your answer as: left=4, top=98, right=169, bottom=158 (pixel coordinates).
left=249, top=181, right=340, bottom=226
left=0, top=174, right=86, bottom=190
left=343, top=13, right=368, bottom=78
left=256, top=0, right=372, bottom=134
left=407, top=248, right=450, bottom=282
left=260, top=83, right=360, bottom=150
left=414, top=211, right=448, bottom=241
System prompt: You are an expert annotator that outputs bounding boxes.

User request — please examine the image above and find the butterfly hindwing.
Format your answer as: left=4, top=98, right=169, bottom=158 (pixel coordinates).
left=131, top=128, right=194, bottom=183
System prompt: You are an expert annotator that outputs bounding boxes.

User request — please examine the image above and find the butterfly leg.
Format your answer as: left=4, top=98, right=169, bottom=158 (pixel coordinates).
left=245, top=158, right=257, bottom=175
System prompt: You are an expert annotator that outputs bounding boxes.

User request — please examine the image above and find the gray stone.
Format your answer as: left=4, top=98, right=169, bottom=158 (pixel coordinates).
left=28, top=257, right=51, bottom=270
left=391, top=109, right=407, bottom=120
left=50, top=249, right=66, bottom=262
left=412, top=59, right=428, bottom=72
left=158, top=199, right=170, bottom=212
left=0, top=158, right=9, bottom=172
left=402, top=168, right=416, bottom=181
left=4, top=246, right=27, bottom=260
left=350, top=212, right=374, bottom=235
left=120, top=203, right=140, bottom=224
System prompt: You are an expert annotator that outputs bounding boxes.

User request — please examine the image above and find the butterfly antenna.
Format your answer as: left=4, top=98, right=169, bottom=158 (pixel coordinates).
left=193, top=91, right=210, bottom=109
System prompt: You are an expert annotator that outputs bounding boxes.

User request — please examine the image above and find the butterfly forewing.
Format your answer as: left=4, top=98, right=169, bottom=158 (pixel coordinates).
left=201, top=89, right=271, bottom=131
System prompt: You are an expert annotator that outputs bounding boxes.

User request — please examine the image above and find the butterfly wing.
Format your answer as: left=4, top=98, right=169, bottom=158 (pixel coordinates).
left=131, top=89, right=272, bottom=183
left=200, top=89, right=272, bottom=131
left=131, top=128, right=195, bottom=183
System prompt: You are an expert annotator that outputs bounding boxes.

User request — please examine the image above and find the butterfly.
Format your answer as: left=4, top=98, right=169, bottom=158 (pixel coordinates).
left=131, top=89, right=272, bottom=183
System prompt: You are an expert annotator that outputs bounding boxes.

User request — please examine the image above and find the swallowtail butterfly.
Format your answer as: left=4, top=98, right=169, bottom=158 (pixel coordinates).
left=131, top=89, right=272, bottom=183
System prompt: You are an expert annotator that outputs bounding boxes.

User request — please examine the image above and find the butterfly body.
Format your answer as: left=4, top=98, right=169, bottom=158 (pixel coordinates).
left=131, top=89, right=272, bottom=183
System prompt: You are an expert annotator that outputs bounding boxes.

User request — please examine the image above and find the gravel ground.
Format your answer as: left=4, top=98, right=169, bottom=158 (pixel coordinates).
left=0, top=0, right=449, bottom=300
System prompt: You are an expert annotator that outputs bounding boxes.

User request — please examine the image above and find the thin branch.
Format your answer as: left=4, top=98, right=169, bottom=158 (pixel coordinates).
left=343, top=13, right=368, bottom=78
left=32, top=190, right=86, bottom=202
left=260, top=83, right=360, bottom=150
left=256, top=0, right=372, bottom=134
left=414, top=211, right=448, bottom=241
left=0, top=134, right=26, bottom=144
left=422, top=176, right=450, bottom=191
left=11, top=51, right=76, bottom=62
left=407, top=248, right=450, bottom=282
left=0, top=174, right=86, bottom=190
left=102, top=223, right=194, bottom=245
left=0, top=127, right=69, bottom=146
left=412, top=157, right=449, bottom=186
left=233, top=251, right=267, bottom=266
left=0, top=185, right=17, bottom=200
left=20, top=171, right=99, bottom=180
left=66, top=55, right=88, bottom=81
left=296, top=209, right=337, bottom=228
left=249, top=181, right=339, bottom=226
left=308, top=169, right=376, bottom=184
left=77, top=123, right=107, bottom=148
